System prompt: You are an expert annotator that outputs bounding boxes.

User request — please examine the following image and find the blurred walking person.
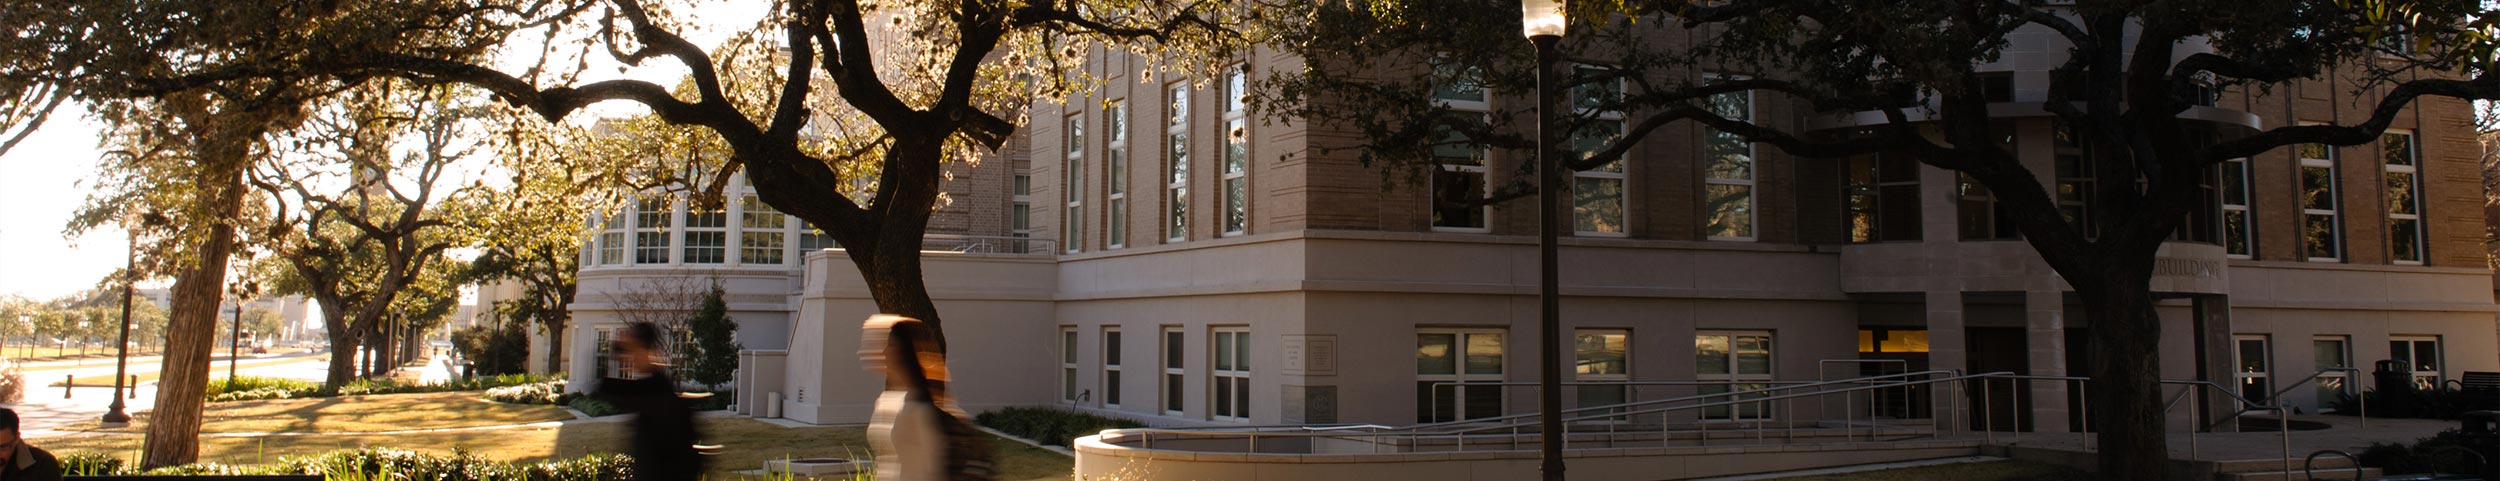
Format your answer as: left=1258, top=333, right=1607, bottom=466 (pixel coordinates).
left=595, top=322, right=702, bottom=481
left=861, top=314, right=994, bottom=481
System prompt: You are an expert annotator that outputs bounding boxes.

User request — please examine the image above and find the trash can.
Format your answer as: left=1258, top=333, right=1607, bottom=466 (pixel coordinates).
left=2379, top=360, right=2418, bottom=417
left=2462, top=411, right=2500, bottom=481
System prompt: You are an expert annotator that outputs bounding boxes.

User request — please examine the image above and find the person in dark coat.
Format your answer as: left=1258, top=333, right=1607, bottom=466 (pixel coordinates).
left=0, top=408, right=63, bottom=481
left=594, top=322, right=702, bottom=481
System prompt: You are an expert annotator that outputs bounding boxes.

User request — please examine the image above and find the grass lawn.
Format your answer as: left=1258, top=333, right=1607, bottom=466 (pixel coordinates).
left=2, top=345, right=166, bottom=362
left=56, top=391, right=576, bottom=433
left=1777, top=460, right=2088, bottom=481
left=38, top=418, right=1070, bottom=481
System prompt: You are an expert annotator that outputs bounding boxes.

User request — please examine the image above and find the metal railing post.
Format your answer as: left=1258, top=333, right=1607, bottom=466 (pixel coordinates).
left=2279, top=407, right=2292, bottom=475
left=2012, top=377, right=2023, bottom=444
left=2188, top=386, right=2200, bottom=460
left=2079, top=382, right=2091, bottom=452
left=1983, top=377, right=1996, bottom=445
left=1845, top=385, right=1855, bottom=442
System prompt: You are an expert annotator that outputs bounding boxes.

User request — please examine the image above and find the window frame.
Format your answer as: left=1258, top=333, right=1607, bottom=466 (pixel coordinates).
left=1570, top=65, right=1629, bottom=237
left=1102, top=327, right=1123, bottom=408
left=737, top=195, right=788, bottom=265
left=1166, top=83, right=1192, bottom=243
left=1061, top=327, right=1080, bottom=404
left=1416, top=328, right=1506, bottom=423
left=681, top=198, right=728, bottom=265
left=1065, top=113, right=1087, bottom=254
left=2313, top=335, right=2352, bottom=413
left=1220, top=67, right=1251, bottom=237
left=2221, top=157, right=2255, bottom=259
left=1107, top=101, right=1130, bottom=249
left=1700, top=74, right=1758, bottom=241
left=2233, top=334, right=2273, bottom=405
left=632, top=196, right=675, bottom=265
left=1162, top=326, right=1186, bottom=416
left=2382, top=130, right=2424, bottom=265
left=2391, top=335, right=2442, bottom=391
left=2298, top=122, right=2342, bottom=262
left=1428, top=62, right=1492, bottom=233
left=1210, top=327, right=1251, bottom=422
left=1695, top=330, right=1774, bottom=421
left=1573, top=328, right=1631, bottom=416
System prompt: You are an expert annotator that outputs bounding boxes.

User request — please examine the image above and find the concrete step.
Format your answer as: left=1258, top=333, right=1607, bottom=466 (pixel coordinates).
left=2214, top=467, right=2380, bottom=481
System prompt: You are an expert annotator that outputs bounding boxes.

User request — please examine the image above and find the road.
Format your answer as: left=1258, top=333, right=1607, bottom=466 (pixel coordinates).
left=9, top=351, right=340, bottom=434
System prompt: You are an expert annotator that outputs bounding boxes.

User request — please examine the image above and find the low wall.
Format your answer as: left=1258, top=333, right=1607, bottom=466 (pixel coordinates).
left=1073, top=435, right=1980, bottom=481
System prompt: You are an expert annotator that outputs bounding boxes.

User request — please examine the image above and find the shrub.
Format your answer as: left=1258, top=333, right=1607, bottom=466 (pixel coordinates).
left=0, top=359, right=23, bottom=403
left=288, top=447, right=633, bottom=481
left=2329, top=387, right=2486, bottom=420
left=974, top=407, right=1145, bottom=446
left=2357, top=429, right=2483, bottom=475
left=569, top=396, right=622, bottom=417
left=486, top=380, right=571, bottom=405
left=453, top=323, right=530, bottom=377
left=60, top=452, right=124, bottom=476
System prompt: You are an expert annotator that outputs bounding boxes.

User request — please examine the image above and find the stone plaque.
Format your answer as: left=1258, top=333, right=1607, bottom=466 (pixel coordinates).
left=1282, top=334, right=1338, bottom=376
left=1281, top=385, right=1338, bottom=424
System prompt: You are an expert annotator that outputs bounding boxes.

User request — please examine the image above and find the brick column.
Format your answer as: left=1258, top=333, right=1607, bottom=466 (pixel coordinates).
left=2026, top=289, right=2071, bottom=433
left=1926, top=290, right=1967, bottom=426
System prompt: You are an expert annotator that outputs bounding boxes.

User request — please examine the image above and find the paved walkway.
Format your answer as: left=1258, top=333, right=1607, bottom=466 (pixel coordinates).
left=6, top=355, right=335, bottom=434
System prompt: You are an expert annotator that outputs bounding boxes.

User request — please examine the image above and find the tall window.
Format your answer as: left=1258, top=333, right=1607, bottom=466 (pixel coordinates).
left=1166, top=83, right=1192, bottom=242
left=1956, top=134, right=2021, bottom=240
left=2299, top=140, right=2341, bottom=261
left=634, top=196, right=673, bottom=264
left=2391, top=336, right=2442, bottom=390
left=1061, top=327, right=1080, bottom=403
left=1012, top=173, right=1033, bottom=237
left=1102, top=327, right=1123, bottom=408
left=1162, top=327, right=1185, bottom=415
left=1696, top=331, right=1772, bottom=420
left=2233, top=334, right=2272, bottom=404
left=1211, top=327, right=1250, bottom=421
left=2054, top=124, right=2096, bottom=239
left=682, top=200, right=727, bottom=264
left=738, top=196, right=786, bottom=265
left=598, top=208, right=626, bottom=265
left=1702, top=77, right=1755, bottom=240
left=1571, top=66, right=1626, bottom=235
left=1575, top=329, right=1629, bottom=411
left=2384, top=131, right=2424, bottom=264
left=2314, top=336, right=2351, bottom=412
left=1846, top=150, right=1920, bottom=242
left=1431, top=64, right=1491, bottom=232
left=1106, top=102, right=1129, bottom=248
left=2222, top=157, right=2254, bottom=258
left=1417, top=329, right=1504, bottom=422
left=1065, top=114, right=1086, bottom=253
left=1222, top=68, right=1250, bottom=236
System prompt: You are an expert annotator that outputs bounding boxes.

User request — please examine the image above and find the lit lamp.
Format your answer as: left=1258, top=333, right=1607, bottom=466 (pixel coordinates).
left=1520, top=1, right=1566, bottom=481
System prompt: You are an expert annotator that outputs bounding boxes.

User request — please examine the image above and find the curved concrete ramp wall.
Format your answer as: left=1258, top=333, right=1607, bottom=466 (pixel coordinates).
left=1073, top=435, right=1980, bottom=481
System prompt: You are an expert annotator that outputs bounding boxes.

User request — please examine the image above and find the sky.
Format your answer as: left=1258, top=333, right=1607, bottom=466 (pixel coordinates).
left=0, top=2, right=765, bottom=303
left=0, top=111, right=136, bottom=301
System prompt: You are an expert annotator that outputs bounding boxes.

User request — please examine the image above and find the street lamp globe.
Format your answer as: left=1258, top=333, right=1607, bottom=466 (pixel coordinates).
left=1520, top=0, right=1566, bottom=38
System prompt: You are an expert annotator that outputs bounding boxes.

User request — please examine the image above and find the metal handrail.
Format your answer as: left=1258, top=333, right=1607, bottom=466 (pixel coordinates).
left=1400, top=370, right=1961, bottom=433
left=1438, top=371, right=1992, bottom=436
left=1422, top=380, right=1823, bottom=425
left=1098, top=370, right=1991, bottom=455
left=2305, top=450, right=2363, bottom=481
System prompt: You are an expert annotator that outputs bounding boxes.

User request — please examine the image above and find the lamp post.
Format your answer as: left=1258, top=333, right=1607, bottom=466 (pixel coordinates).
left=1521, top=1, right=1566, bottom=480
left=102, top=219, right=137, bottom=426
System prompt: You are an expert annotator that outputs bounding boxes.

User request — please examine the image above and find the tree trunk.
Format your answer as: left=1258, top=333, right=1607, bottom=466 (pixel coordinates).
left=138, top=149, right=249, bottom=470
left=2080, top=279, right=2170, bottom=481
left=323, top=326, right=360, bottom=391
left=542, top=321, right=564, bottom=375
